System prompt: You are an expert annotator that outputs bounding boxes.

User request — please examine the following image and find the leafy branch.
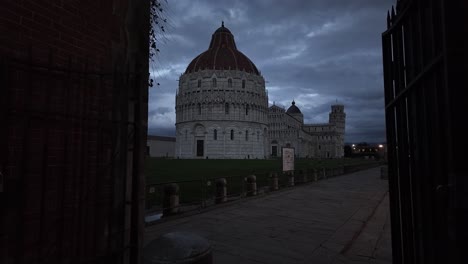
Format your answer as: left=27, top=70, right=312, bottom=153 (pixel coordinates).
left=149, top=0, right=169, bottom=88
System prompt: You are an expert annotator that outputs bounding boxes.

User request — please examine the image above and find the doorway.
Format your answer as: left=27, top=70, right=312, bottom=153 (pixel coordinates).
left=196, top=140, right=204, bottom=157
left=272, top=146, right=277, bottom=157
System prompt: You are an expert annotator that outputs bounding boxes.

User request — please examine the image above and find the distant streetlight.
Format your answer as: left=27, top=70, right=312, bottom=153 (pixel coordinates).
left=379, top=144, right=384, bottom=148
left=352, top=144, right=356, bottom=147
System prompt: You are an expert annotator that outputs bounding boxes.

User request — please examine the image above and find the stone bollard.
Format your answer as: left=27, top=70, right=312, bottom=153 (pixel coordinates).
left=246, top=175, right=257, bottom=196
left=313, top=168, right=318, bottom=181
left=143, top=231, right=212, bottom=264
left=287, top=171, right=295, bottom=187
left=269, top=172, right=279, bottom=191
left=322, top=168, right=326, bottom=179
left=215, top=178, right=227, bottom=204
left=163, top=183, right=180, bottom=217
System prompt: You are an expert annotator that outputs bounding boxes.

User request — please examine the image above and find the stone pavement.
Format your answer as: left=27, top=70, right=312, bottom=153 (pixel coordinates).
left=144, top=166, right=392, bottom=264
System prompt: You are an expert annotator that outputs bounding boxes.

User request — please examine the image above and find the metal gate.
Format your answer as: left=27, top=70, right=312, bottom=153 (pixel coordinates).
left=382, top=0, right=460, bottom=263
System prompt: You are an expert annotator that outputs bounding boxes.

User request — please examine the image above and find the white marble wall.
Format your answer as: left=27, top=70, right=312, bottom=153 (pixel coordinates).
left=175, top=69, right=269, bottom=159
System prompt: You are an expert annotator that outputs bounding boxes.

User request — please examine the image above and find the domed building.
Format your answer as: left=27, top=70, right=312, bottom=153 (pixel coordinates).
left=175, top=22, right=269, bottom=159
left=268, top=101, right=346, bottom=158
left=174, top=23, right=346, bottom=159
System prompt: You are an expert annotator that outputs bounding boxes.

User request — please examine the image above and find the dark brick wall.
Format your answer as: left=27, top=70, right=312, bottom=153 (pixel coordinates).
left=1, top=1, right=149, bottom=263
left=0, top=0, right=125, bottom=69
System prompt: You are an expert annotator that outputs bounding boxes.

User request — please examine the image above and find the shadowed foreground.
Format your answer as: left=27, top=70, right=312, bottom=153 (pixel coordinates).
left=145, top=167, right=391, bottom=264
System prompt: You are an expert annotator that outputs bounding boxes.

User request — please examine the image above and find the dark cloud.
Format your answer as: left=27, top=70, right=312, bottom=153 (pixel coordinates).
left=149, top=0, right=394, bottom=143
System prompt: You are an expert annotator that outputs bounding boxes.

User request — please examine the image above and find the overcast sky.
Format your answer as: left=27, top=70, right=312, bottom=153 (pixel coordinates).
left=148, top=0, right=394, bottom=143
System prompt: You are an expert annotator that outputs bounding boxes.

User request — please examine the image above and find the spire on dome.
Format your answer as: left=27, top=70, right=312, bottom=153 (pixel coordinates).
left=222, top=21, right=224, bottom=27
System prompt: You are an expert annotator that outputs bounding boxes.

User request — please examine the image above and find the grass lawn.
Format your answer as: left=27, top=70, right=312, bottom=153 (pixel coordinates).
left=144, top=157, right=382, bottom=209
left=145, top=157, right=380, bottom=184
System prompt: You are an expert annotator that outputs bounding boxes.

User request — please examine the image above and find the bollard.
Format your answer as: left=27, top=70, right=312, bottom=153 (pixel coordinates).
left=246, top=175, right=257, bottom=196
left=287, top=171, right=295, bottom=187
left=322, top=168, right=326, bottom=179
left=313, top=168, right=318, bottom=181
left=163, top=183, right=180, bottom=217
left=269, top=172, right=279, bottom=191
left=215, top=178, right=227, bottom=204
left=143, top=232, right=212, bottom=264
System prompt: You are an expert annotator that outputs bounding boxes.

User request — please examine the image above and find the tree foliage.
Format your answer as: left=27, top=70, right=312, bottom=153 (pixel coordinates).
left=149, top=0, right=168, bottom=88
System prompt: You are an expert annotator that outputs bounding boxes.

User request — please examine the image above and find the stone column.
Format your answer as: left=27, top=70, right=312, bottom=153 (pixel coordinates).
left=215, top=178, right=227, bottom=204
left=269, top=172, right=278, bottom=191
left=246, top=175, right=257, bottom=196
left=163, top=183, right=179, bottom=217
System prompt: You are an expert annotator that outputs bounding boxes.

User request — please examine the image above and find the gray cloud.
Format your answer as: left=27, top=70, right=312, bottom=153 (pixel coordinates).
left=149, top=0, right=394, bottom=143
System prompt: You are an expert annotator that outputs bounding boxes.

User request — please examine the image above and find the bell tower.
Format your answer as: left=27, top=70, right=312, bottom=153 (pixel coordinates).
left=329, top=104, right=346, bottom=135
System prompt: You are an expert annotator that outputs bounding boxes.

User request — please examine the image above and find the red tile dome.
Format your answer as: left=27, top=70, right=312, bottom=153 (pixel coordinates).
left=185, top=22, right=260, bottom=75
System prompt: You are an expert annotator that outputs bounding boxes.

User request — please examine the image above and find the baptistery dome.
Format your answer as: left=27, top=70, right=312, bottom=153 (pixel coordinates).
left=185, top=22, right=260, bottom=75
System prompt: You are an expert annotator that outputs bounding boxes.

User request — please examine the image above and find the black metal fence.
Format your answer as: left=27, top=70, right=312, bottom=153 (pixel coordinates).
left=382, top=0, right=465, bottom=263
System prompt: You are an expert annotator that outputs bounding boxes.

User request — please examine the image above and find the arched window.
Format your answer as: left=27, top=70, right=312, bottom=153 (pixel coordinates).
left=228, top=79, right=232, bottom=88
left=257, top=131, right=260, bottom=141
left=212, top=78, right=217, bottom=88
left=242, top=80, right=246, bottom=88
left=197, top=79, right=201, bottom=88
left=214, top=129, right=217, bottom=140
left=246, top=105, right=249, bottom=115
left=245, top=130, right=249, bottom=141
left=230, top=130, right=234, bottom=140
left=225, top=103, right=229, bottom=114
left=198, top=103, right=201, bottom=115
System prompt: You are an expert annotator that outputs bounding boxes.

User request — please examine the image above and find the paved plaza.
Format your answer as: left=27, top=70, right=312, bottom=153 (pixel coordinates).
left=145, top=166, right=392, bottom=264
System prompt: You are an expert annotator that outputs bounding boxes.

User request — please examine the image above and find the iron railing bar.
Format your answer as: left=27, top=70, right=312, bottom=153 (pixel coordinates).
left=382, top=1, right=413, bottom=37
left=385, top=54, right=443, bottom=110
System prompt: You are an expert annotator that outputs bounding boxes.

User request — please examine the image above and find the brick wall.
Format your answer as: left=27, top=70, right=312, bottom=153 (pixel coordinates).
left=0, top=0, right=124, bottom=69
left=1, top=1, right=149, bottom=263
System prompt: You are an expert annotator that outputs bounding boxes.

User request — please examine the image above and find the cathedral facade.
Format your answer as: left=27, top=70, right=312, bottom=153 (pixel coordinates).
left=175, top=24, right=345, bottom=159
left=268, top=102, right=345, bottom=158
